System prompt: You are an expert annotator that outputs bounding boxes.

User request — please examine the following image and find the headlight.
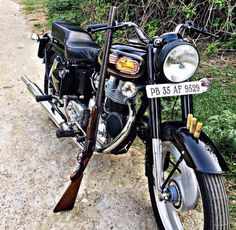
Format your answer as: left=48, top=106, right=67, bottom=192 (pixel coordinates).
left=155, top=41, right=199, bottom=82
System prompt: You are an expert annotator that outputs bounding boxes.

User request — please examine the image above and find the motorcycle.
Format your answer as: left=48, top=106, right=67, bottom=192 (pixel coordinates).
left=22, top=6, right=230, bottom=229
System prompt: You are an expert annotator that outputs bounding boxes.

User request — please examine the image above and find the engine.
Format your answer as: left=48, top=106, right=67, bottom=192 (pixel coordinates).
left=96, top=75, right=137, bottom=150
left=65, top=74, right=137, bottom=153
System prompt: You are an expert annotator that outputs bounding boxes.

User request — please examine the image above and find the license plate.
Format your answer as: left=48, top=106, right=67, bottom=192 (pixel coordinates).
left=146, top=81, right=207, bottom=98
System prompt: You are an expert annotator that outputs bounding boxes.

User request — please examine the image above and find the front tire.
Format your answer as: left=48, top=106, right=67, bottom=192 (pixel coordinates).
left=147, top=141, right=229, bottom=230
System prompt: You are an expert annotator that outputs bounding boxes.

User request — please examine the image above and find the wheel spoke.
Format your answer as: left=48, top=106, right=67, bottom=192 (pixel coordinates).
left=161, top=154, right=184, bottom=191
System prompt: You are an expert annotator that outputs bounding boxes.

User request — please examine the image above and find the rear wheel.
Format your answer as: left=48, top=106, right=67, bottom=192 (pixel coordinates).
left=44, top=51, right=57, bottom=95
left=147, top=141, right=229, bottom=230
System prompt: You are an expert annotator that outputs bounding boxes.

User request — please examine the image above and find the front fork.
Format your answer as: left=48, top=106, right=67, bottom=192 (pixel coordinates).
left=147, top=42, right=193, bottom=200
left=147, top=43, right=166, bottom=199
left=148, top=96, right=167, bottom=200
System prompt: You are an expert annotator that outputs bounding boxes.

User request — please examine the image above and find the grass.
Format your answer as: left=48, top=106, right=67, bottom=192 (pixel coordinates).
left=21, top=0, right=47, bottom=13
left=194, top=63, right=236, bottom=117
left=194, top=59, right=236, bottom=228
left=21, top=0, right=48, bottom=31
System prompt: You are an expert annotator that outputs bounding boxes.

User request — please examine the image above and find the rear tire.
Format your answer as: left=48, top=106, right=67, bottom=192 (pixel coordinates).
left=44, top=51, right=57, bottom=95
left=147, top=141, right=229, bottom=230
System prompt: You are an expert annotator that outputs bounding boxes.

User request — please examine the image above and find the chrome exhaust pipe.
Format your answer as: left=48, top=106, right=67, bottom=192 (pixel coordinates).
left=21, top=75, right=65, bottom=128
left=21, top=75, right=85, bottom=149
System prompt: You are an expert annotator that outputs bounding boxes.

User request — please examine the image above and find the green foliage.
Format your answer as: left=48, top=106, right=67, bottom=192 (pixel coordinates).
left=47, top=0, right=81, bottom=23
left=222, top=33, right=236, bottom=50
left=194, top=64, right=236, bottom=160
left=146, top=19, right=158, bottom=38
left=21, top=0, right=47, bottom=12
left=204, top=111, right=236, bottom=159
left=182, top=4, right=196, bottom=18
left=204, top=41, right=221, bottom=55
left=212, top=0, right=225, bottom=8
left=44, top=0, right=235, bottom=50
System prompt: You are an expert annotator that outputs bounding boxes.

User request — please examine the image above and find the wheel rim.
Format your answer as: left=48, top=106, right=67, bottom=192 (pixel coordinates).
left=153, top=141, right=204, bottom=229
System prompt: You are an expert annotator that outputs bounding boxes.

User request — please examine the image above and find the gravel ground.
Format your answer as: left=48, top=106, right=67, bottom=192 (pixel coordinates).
left=0, top=1, right=157, bottom=229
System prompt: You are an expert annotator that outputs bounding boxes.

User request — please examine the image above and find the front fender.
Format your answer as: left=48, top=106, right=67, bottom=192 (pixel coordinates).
left=162, top=122, right=229, bottom=174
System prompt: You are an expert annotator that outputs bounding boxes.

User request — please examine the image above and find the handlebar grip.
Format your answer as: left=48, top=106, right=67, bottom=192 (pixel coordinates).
left=87, top=23, right=108, bottom=33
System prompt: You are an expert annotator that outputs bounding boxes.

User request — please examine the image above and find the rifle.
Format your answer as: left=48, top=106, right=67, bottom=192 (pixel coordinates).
left=53, top=6, right=117, bottom=213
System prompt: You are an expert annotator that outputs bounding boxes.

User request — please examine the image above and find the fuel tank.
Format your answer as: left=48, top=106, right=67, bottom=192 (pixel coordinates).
left=99, top=43, right=146, bottom=79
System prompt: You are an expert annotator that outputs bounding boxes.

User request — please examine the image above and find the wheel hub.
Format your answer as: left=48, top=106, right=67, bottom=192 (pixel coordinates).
left=162, top=142, right=200, bottom=211
left=167, top=181, right=182, bottom=209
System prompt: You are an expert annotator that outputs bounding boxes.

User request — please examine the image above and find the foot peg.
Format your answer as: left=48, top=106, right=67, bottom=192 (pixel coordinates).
left=36, top=95, right=53, bottom=102
left=56, top=130, right=76, bottom=138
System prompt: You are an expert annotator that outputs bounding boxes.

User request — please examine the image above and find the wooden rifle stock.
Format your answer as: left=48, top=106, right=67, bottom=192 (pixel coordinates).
left=53, top=106, right=98, bottom=213
left=53, top=6, right=117, bottom=213
left=53, top=172, right=84, bottom=212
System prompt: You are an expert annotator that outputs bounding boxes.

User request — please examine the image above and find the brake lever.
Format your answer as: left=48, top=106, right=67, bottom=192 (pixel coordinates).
left=183, top=21, right=219, bottom=39
left=190, top=26, right=219, bottom=39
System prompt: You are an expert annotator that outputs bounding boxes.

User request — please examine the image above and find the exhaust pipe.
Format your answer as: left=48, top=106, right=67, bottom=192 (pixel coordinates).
left=21, top=75, right=85, bottom=149
left=21, top=75, right=65, bottom=128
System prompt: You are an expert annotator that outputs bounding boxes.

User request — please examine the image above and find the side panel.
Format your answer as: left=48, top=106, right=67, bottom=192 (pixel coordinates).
left=162, top=121, right=229, bottom=174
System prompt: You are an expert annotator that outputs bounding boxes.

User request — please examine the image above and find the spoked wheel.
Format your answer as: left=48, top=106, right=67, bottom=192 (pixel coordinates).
left=147, top=141, right=229, bottom=230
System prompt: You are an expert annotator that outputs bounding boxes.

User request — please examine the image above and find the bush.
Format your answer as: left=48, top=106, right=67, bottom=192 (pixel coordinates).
left=46, top=0, right=235, bottom=49
left=204, top=110, right=236, bottom=161
left=47, top=0, right=81, bottom=22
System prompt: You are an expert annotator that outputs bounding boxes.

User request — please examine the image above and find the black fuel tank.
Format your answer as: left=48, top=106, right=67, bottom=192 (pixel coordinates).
left=99, top=43, right=146, bottom=79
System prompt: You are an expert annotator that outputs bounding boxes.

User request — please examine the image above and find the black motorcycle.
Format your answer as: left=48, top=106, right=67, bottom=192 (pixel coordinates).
left=22, top=6, right=229, bottom=229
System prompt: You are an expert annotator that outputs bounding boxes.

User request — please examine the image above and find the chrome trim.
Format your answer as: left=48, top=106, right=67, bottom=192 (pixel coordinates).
left=21, top=75, right=84, bottom=149
left=21, top=75, right=64, bottom=128
left=152, top=138, right=164, bottom=197
left=96, top=99, right=135, bottom=153
left=174, top=24, right=185, bottom=34
left=162, top=141, right=199, bottom=211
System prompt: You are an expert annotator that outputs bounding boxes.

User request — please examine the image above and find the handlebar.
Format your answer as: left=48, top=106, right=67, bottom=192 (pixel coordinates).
left=175, top=21, right=219, bottom=39
left=87, top=21, right=219, bottom=43
left=87, top=23, right=108, bottom=33
left=87, top=21, right=149, bottom=43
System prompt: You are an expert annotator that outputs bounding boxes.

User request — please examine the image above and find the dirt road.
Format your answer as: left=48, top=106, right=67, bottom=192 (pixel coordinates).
left=0, top=1, right=157, bottom=229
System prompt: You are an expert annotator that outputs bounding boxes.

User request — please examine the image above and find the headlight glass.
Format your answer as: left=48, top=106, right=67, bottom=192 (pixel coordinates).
left=163, top=44, right=199, bottom=82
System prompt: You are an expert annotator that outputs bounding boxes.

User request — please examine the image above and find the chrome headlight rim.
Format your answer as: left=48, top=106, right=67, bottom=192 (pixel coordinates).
left=154, top=40, right=199, bottom=83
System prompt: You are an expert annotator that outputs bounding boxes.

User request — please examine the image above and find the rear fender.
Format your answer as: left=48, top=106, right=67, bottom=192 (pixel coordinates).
left=38, top=32, right=51, bottom=58
left=162, top=121, right=229, bottom=174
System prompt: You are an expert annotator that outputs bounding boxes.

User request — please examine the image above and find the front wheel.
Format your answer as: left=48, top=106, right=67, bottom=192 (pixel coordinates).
left=147, top=141, right=229, bottom=230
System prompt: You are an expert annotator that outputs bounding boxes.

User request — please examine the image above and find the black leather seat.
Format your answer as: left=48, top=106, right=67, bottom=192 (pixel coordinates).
left=52, top=20, right=100, bottom=63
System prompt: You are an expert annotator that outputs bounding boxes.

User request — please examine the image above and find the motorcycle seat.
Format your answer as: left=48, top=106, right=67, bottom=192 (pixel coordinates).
left=52, top=20, right=100, bottom=63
